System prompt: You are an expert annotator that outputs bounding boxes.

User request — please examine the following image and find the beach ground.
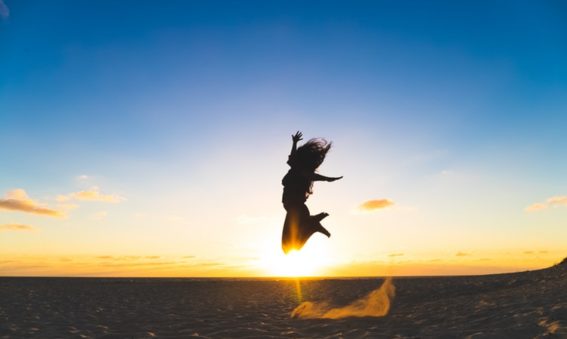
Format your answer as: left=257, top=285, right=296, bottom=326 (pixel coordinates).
left=0, top=260, right=565, bottom=338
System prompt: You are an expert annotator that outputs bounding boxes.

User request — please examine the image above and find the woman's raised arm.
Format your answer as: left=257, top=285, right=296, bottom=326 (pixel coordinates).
left=290, top=131, right=303, bottom=156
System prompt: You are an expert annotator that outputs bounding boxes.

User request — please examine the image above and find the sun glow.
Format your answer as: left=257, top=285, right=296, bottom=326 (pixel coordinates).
left=258, top=239, right=331, bottom=277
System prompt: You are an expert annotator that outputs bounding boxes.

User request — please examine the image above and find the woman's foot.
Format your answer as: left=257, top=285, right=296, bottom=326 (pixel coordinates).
left=317, top=224, right=331, bottom=238
left=313, top=212, right=329, bottom=222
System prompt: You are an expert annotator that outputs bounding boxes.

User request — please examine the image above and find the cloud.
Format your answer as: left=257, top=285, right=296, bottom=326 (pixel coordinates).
left=328, top=259, right=532, bottom=277
left=526, top=195, right=567, bottom=212
left=526, top=203, right=547, bottom=212
left=0, top=189, right=63, bottom=217
left=0, top=255, right=257, bottom=277
left=74, top=174, right=93, bottom=185
left=523, top=250, right=548, bottom=255
left=58, top=203, right=79, bottom=211
left=548, top=196, right=567, bottom=206
left=0, top=224, right=35, bottom=232
left=0, top=0, right=9, bottom=18
left=95, top=255, right=142, bottom=261
left=456, top=252, right=470, bottom=257
left=96, top=256, right=114, bottom=260
left=388, top=252, right=404, bottom=257
left=57, top=187, right=124, bottom=203
left=359, top=199, right=394, bottom=212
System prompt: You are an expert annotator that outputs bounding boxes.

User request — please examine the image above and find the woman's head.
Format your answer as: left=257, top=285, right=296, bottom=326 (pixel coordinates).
left=289, top=138, right=332, bottom=172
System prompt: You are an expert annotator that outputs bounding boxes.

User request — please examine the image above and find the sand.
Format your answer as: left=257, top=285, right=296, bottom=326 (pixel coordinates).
left=0, top=260, right=565, bottom=338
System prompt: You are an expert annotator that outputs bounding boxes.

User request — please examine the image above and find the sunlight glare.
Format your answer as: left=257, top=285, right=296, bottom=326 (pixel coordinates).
left=258, top=239, right=331, bottom=277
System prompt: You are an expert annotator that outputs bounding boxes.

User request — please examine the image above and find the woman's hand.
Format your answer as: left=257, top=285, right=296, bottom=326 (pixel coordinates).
left=292, top=131, right=303, bottom=143
left=327, top=176, right=343, bottom=182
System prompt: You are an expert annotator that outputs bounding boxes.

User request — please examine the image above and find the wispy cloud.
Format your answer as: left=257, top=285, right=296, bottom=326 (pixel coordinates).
left=0, top=0, right=9, bottom=18
left=359, top=199, right=394, bottom=212
left=96, top=256, right=114, bottom=260
left=0, top=224, right=35, bottom=232
left=526, top=195, right=567, bottom=212
left=0, top=189, right=63, bottom=217
left=456, top=252, right=470, bottom=257
left=57, top=186, right=124, bottom=203
left=388, top=252, right=404, bottom=257
left=524, top=250, right=549, bottom=255
left=526, top=203, right=547, bottom=212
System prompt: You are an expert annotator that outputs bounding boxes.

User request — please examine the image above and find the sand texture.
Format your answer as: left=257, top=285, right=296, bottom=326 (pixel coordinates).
left=0, top=261, right=565, bottom=338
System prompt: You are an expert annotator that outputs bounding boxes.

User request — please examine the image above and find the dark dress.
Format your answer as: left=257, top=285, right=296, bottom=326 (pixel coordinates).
left=281, top=168, right=318, bottom=253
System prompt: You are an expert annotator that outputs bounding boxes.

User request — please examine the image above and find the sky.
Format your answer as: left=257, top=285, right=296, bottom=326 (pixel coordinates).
left=1, top=0, right=566, bottom=277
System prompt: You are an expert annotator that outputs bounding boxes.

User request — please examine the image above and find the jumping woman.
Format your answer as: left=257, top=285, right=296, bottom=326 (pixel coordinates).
left=281, top=131, right=342, bottom=254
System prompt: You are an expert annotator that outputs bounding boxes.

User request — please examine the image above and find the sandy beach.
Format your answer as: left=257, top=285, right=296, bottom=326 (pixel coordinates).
left=0, top=259, right=565, bottom=338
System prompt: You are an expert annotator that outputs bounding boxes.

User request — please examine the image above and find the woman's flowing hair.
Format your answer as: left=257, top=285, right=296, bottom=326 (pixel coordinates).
left=293, top=138, right=332, bottom=173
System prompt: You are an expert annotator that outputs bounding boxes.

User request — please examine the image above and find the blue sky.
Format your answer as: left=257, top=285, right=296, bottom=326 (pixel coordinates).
left=1, top=1, right=566, bottom=276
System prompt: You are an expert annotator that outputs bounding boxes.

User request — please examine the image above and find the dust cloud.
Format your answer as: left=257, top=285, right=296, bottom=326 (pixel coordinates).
left=291, top=277, right=395, bottom=319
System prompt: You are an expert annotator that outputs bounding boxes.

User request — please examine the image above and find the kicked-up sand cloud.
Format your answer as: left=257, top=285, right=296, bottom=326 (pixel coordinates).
left=291, top=277, right=395, bottom=319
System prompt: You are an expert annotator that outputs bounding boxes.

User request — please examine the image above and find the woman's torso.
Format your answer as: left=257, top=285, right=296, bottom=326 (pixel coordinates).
left=282, top=169, right=311, bottom=206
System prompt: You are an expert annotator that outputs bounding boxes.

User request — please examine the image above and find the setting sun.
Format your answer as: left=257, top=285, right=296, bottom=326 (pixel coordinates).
left=258, top=240, right=331, bottom=277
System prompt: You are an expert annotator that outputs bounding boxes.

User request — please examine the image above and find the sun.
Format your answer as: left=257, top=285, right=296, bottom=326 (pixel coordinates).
left=258, top=239, right=331, bottom=277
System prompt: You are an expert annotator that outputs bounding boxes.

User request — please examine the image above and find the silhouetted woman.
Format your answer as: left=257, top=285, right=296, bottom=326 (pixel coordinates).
left=281, top=131, right=342, bottom=254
